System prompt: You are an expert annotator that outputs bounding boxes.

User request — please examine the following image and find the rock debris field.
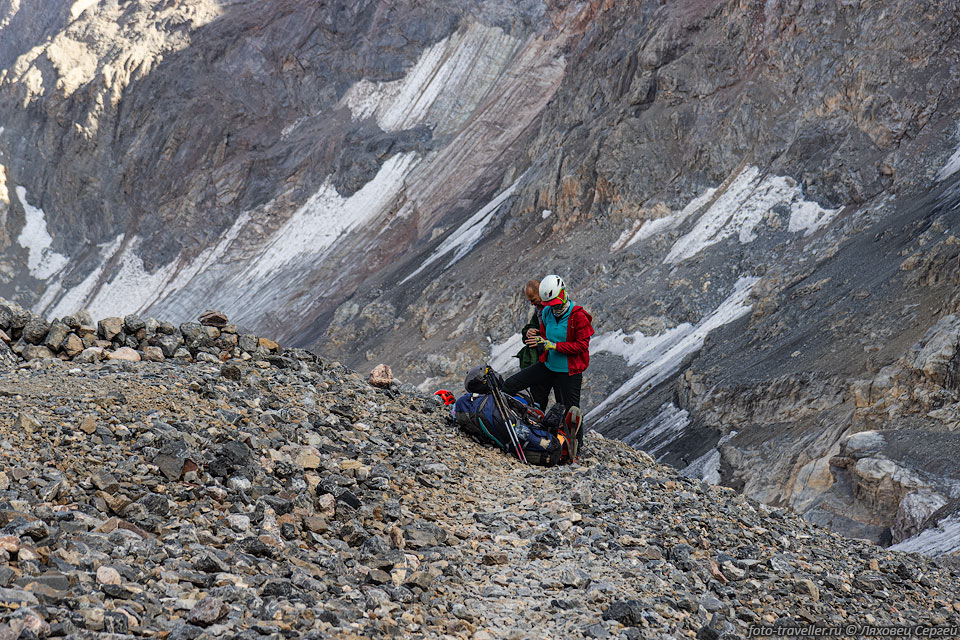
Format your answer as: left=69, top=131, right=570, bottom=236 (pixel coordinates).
left=0, top=312, right=958, bottom=638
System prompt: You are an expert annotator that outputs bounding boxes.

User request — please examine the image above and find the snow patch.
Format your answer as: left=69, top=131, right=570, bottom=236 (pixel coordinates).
left=0, top=164, right=8, bottom=204
left=81, top=238, right=178, bottom=319
left=623, top=188, right=717, bottom=250
left=591, top=326, right=695, bottom=368
left=937, top=122, right=960, bottom=182
left=622, top=402, right=690, bottom=459
left=341, top=22, right=522, bottom=135
left=15, top=186, right=69, bottom=280
left=688, top=450, right=721, bottom=484
left=70, top=0, right=97, bottom=19
left=610, top=220, right=642, bottom=252
left=489, top=333, right=524, bottom=374
left=588, top=276, right=758, bottom=421
left=248, top=153, right=417, bottom=280
left=890, top=515, right=960, bottom=556
left=683, top=430, right=738, bottom=485
left=42, top=210, right=250, bottom=319
left=842, top=430, right=886, bottom=456
left=44, top=235, right=124, bottom=317
left=788, top=199, right=839, bottom=236
left=400, top=174, right=522, bottom=284
left=541, top=209, right=552, bottom=219
left=665, top=167, right=839, bottom=264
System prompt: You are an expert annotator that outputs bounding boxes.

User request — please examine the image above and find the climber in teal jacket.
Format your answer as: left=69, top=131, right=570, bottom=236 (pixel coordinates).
left=503, top=275, right=594, bottom=460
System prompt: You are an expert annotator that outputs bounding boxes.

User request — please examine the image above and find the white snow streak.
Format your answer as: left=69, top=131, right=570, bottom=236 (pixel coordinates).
left=588, top=276, right=758, bottom=421
left=400, top=175, right=522, bottom=284
left=34, top=152, right=416, bottom=319
left=248, top=153, right=418, bottom=280
left=937, top=123, right=960, bottom=182
left=665, top=167, right=838, bottom=264
left=81, top=238, right=178, bottom=319
left=682, top=430, right=738, bottom=485
left=489, top=333, right=524, bottom=374
left=695, top=451, right=722, bottom=485
left=620, top=188, right=717, bottom=251
left=70, top=0, right=97, bottom=19
left=590, top=326, right=694, bottom=368
left=15, top=186, right=69, bottom=280
left=890, top=516, right=960, bottom=556
left=622, top=402, right=691, bottom=458
left=45, top=235, right=124, bottom=317
left=42, top=210, right=251, bottom=319
left=0, top=164, right=8, bottom=204
left=342, top=22, right=521, bottom=135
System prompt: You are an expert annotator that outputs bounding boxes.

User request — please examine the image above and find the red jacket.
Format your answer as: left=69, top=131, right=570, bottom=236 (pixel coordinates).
left=538, top=305, right=594, bottom=375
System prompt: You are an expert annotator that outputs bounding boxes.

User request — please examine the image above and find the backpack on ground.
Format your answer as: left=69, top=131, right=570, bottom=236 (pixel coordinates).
left=453, top=390, right=569, bottom=466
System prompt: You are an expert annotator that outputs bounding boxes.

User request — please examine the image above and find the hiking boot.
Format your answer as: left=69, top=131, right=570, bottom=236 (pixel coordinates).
left=543, top=404, right=566, bottom=436
left=565, top=406, right=582, bottom=462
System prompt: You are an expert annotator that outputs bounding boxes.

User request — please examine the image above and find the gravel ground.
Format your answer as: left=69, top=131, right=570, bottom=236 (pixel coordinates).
left=0, top=350, right=957, bottom=639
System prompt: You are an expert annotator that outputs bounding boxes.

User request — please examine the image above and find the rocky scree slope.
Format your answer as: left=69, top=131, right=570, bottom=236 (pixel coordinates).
left=0, top=321, right=959, bottom=638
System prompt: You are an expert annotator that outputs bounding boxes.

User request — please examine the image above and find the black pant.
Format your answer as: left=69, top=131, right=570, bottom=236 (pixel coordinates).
left=503, top=362, right=582, bottom=414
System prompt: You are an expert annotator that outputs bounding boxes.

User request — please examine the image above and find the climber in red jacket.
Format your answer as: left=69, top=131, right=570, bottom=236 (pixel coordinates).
left=502, top=274, right=594, bottom=460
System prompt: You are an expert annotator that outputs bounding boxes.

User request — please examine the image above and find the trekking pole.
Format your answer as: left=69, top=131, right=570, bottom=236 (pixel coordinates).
left=496, top=390, right=528, bottom=464
left=484, top=367, right=527, bottom=464
left=484, top=367, right=520, bottom=457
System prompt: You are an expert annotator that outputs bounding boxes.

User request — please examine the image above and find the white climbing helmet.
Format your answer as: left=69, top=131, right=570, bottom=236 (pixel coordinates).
left=539, top=275, right=566, bottom=306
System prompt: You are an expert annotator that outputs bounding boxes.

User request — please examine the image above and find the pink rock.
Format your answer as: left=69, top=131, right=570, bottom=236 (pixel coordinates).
left=368, top=364, right=393, bottom=388
left=318, top=493, right=336, bottom=517
left=97, top=566, right=122, bottom=585
left=107, top=347, right=141, bottom=362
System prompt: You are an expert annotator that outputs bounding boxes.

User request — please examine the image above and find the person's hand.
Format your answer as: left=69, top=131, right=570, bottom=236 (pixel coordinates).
left=527, top=336, right=555, bottom=349
left=524, top=329, right=539, bottom=346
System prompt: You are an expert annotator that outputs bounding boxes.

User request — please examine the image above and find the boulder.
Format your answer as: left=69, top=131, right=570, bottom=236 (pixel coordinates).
left=98, top=317, right=124, bottom=341
left=157, top=321, right=178, bottom=335
left=239, top=334, right=259, bottom=352
left=150, top=332, right=183, bottom=357
left=75, top=347, right=106, bottom=363
left=44, top=321, right=70, bottom=350
left=107, top=347, right=141, bottom=362
left=0, top=304, right=14, bottom=330
left=22, top=317, right=50, bottom=345
left=258, top=337, right=280, bottom=351
left=23, top=345, right=55, bottom=360
left=368, top=364, right=393, bottom=388
left=198, top=310, right=229, bottom=327
left=61, top=333, right=84, bottom=357
left=123, top=314, right=145, bottom=334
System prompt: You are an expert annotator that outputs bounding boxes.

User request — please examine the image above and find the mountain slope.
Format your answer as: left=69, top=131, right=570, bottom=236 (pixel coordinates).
left=2, top=0, right=960, bottom=549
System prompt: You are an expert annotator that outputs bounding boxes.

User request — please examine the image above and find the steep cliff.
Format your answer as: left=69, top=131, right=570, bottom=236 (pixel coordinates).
left=2, top=0, right=960, bottom=550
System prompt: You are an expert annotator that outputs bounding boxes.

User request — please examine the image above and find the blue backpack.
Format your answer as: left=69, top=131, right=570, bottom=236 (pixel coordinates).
left=453, top=392, right=566, bottom=466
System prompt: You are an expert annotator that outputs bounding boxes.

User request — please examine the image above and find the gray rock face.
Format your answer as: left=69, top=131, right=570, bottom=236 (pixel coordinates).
left=905, top=314, right=960, bottom=386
